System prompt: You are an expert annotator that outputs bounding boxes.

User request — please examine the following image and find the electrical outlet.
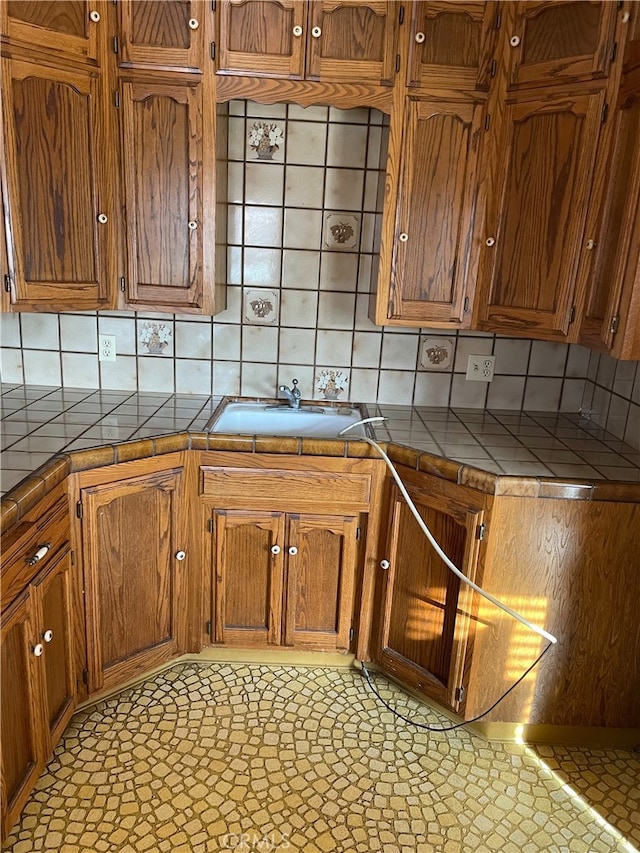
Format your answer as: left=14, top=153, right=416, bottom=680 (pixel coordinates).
left=466, top=354, right=495, bottom=381
left=98, top=334, right=116, bottom=362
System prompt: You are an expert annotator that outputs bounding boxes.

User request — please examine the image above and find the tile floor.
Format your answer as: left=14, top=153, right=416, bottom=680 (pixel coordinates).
left=4, top=663, right=639, bottom=853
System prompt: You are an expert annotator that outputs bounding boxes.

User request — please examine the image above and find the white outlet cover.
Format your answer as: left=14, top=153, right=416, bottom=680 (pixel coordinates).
left=466, top=354, right=495, bottom=381
left=98, top=334, right=116, bottom=362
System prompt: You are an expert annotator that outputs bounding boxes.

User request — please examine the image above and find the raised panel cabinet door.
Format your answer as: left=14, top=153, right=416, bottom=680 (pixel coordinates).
left=506, top=0, right=617, bottom=89
left=283, top=514, right=359, bottom=652
left=1, top=58, right=116, bottom=310
left=0, top=592, right=45, bottom=841
left=31, top=547, right=76, bottom=752
left=475, top=90, right=605, bottom=339
left=387, top=96, right=485, bottom=326
left=306, top=1, right=397, bottom=84
left=212, top=510, right=285, bottom=647
left=118, top=0, right=204, bottom=72
left=82, top=470, right=185, bottom=692
left=407, top=1, right=498, bottom=91
left=120, top=80, right=204, bottom=310
left=217, top=0, right=307, bottom=78
left=376, top=486, right=483, bottom=713
left=1, top=0, right=103, bottom=64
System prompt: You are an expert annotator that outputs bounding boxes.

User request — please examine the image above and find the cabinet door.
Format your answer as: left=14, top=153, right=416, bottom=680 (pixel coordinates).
left=407, top=1, right=498, bottom=91
left=306, top=1, right=397, bottom=85
left=475, top=90, right=604, bottom=339
left=82, top=469, right=186, bottom=692
left=386, top=96, right=485, bottom=326
left=0, top=592, right=44, bottom=840
left=376, top=485, right=483, bottom=713
left=506, top=1, right=617, bottom=90
left=217, top=0, right=306, bottom=78
left=32, top=548, right=76, bottom=752
left=1, top=0, right=103, bottom=64
left=1, top=58, right=116, bottom=310
left=283, top=514, right=358, bottom=652
left=212, top=510, right=285, bottom=647
left=120, top=80, right=204, bottom=310
left=118, top=0, right=204, bottom=72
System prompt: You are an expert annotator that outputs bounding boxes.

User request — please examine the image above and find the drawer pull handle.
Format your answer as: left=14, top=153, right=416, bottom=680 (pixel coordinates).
left=270, top=545, right=281, bottom=555
left=33, top=643, right=44, bottom=657
left=288, top=546, right=298, bottom=556
left=43, top=629, right=54, bottom=643
left=175, top=550, right=186, bottom=561
left=26, top=543, right=51, bottom=566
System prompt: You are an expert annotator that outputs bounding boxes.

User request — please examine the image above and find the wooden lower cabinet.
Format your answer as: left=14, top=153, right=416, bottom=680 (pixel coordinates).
left=79, top=463, right=190, bottom=693
left=1, top=546, right=76, bottom=840
left=373, top=469, right=485, bottom=714
left=208, top=508, right=359, bottom=652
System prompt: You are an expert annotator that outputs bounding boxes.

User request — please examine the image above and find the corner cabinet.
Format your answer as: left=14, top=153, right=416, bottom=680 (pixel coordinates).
left=372, top=468, right=486, bottom=714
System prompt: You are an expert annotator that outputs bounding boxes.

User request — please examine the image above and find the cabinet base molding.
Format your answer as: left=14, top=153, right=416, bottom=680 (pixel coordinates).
left=470, top=722, right=640, bottom=750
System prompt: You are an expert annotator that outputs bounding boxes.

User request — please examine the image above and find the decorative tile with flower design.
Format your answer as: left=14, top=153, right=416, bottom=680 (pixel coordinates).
left=243, top=289, right=279, bottom=325
left=315, top=367, right=350, bottom=400
left=419, top=337, right=454, bottom=371
left=323, top=212, right=360, bottom=251
left=247, top=121, right=285, bottom=162
left=138, top=321, right=172, bottom=355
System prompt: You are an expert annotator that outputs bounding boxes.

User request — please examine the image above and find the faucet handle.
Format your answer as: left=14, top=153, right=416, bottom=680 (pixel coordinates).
left=291, top=378, right=301, bottom=396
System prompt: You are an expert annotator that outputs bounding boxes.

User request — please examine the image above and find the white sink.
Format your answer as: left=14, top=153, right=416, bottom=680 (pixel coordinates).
left=206, top=401, right=368, bottom=438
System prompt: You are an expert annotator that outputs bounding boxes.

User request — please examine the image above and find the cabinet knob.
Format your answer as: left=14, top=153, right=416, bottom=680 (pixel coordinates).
left=586, top=239, right=597, bottom=250
left=292, top=25, right=303, bottom=37
left=89, top=10, right=100, bottom=22
left=485, top=237, right=496, bottom=247
left=175, top=550, right=186, bottom=561
left=26, top=543, right=51, bottom=566
left=399, top=232, right=409, bottom=243
left=288, top=546, right=298, bottom=556
left=188, top=18, right=199, bottom=30
left=414, top=32, right=426, bottom=44
left=622, top=11, right=631, bottom=22
left=311, top=26, right=322, bottom=38
left=380, top=559, right=390, bottom=570
left=270, top=545, right=281, bottom=555
left=33, top=643, right=44, bottom=657
left=510, top=35, right=521, bottom=47
left=97, top=213, right=108, bottom=224
left=42, top=629, right=54, bottom=643
left=188, top=220, right=198, bottom=231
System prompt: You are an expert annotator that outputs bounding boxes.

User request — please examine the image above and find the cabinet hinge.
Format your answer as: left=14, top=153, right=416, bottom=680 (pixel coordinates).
left=463, top=296, right=469, bottom=313
left=455, top=685, right=466, bottom=702
left=113, top=35, right=119, bottom=54
left=356, top=526, right=361, bottom=541
left=82, top=669, right=89, bottom=686
left=569, top=305, right=576, bottom=323
left=484, top=113, right=491, bottom=131
left=398, top=5, right=404, bottom=25
left=206, top=620, right=212, bottom=634
left=76, top=501, right=83, bottom=519
left=495, top=10, right=502, bottom=29
left=207, top=517, right=214, bottom=533
left=610, top=315, right=619, bottom=334
left=395, top=53, right=401, bottom=73
left=349, top=627, right=354, bottom=641
left=211, top=0, right=216, bottom=10
left=610, top=41, right=618, bottom=63
left=490, top=59, right=497, bottom=78
left=477, top=523, right=486, bottom=541
left=601, top=103, right=609, bottom=124
left=70, top=550, right=75, bottom=566
left=120, top=276, right=126, bottom=293
left=210, top=41, right=216, bottom=61
left=114, top=90, right=120, bottom=108
left=3, top=273, right=11, bottom=293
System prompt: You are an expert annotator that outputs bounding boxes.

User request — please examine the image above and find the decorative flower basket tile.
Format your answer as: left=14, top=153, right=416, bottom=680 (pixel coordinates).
left=323, top=212, right=360, bottom=251
left=244, top=289, right=279, bottom=325
left=419, top=337, right=454, bottom=371
left=247, top=121, right=284, bottom=162
left=315, top=368, right=350, bottom=401
left=138, top=321, right=172, bottom=355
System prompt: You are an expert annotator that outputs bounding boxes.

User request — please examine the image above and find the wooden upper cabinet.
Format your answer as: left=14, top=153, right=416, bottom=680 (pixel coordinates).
left=1, top=58, right=116, bottom=310
left=217, top=0, right=397, bottom=84
left=406, top=1, right=498, bottom=91
left=475, top=90, right=605, bottom=340
left=380, top=96, right=485, bottom=327
left=120, top=80, right=205, bottom=310
left=1, top=0, right=104, bottom=65
left=505, top=1, right=618, bottom=90
left=117, top=0, right=204, bottom=72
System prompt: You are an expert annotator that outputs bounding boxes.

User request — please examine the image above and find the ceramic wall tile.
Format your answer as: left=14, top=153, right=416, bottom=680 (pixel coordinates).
left=352, top=332, right=382, bottom=368
left=377, top=370, right=415, bottom=405
left=285, top=165, right=325, bottom=208
left=282, top=250, right=320, bottom=289
left=381, top=333, right=419, bottom=371
left=283, top=208, right=323, bottom=250
left=413, top=372, right=451, bottom=407
left=244, top=206, right=283, bottom=247
left=98, top=316, right=136, bottom=355
left=0, top=348, right=24, bottom=383
left=244, top=162, right=284, bottom=205
left=286, top=120, right=328, bottom=166
left=279, top=328, right=317, bottom=365
left=62, top=353, right=99, bottom=388
left=213, top=360, right=240, bottom=396
left=317, top=291, right=356, bottom=330
left=493, top=337, right=531, bottom=375
left=316, top=330, right=354, bottom=366
left=319, top=253, right=359, bottom=291
left=324, top=169, right=364, bottom=211
left=242, top=325, right=279, bottom=363
left=529, top=341, right=569, bottom=376
left=523, top=377, right=563, bottom=411
left=327, top=123, right=368, bottom=168
left=349, top=367, right=379, bottom=402
left=99, top=356, right=138, bottom=391
left=240, top=361, right=278, bottom=397
left=0, top=313, right=21, bottom=348
left=175, top=321, right=212, bottom=359
left=486, top=375, right=526, bottom=409
left=280, top=290, right=319, bottom=328
left=243, top=247, right=282, bottom=287
left=20, top=313, right=59, bottom=350
left=450, top=373, right=489, bottom=408
left=22, top=349, right=61, bottom=385
left=138, top=357, right=174, bottom=393
left=175, top=359, right=212, bottom=395
left=243, top=289, right=279, bottom=326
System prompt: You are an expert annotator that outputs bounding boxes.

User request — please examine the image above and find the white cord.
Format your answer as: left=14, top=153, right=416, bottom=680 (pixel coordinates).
left=340, top=417, right=557, bottom=645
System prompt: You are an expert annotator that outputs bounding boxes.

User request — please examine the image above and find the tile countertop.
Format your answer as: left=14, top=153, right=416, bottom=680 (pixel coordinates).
left=1, top=384, right=639, bottom=499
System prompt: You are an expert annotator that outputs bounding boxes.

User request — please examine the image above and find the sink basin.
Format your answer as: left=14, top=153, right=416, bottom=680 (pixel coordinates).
left=206, top=400, right=369, bottom=438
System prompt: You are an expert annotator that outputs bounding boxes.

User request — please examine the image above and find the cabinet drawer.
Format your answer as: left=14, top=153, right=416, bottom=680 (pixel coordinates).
left=201, top=466, right=372, bottom=511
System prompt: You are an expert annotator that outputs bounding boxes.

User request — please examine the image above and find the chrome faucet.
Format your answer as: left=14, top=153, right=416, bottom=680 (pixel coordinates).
left=279, top=378, right=302, bottom=409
